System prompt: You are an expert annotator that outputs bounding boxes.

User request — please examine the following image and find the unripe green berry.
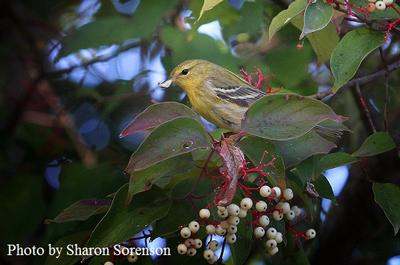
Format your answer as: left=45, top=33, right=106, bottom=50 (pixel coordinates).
left=216, top=225, right=226, bottom=236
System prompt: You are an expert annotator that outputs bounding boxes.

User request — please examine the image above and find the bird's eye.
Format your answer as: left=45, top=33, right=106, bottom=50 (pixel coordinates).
left=181, top=69, right=189, bottom=75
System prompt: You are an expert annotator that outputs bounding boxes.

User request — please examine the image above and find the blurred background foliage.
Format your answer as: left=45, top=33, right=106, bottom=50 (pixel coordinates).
left=0, top=0, right=399, bottom=265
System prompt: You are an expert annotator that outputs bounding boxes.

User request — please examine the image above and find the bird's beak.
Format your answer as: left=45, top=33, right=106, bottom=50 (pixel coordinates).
left=158, top=78, right=173, bottom=89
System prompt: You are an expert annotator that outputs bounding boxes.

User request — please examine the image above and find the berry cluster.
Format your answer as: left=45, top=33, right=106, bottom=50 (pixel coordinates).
left=366, top=0, right=394, bottom=12
left=177, top=184, right=316, bottom=263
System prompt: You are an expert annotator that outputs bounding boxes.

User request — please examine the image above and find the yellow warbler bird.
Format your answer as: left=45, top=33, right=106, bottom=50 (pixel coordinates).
left=159, top=59, right=265, bottom=132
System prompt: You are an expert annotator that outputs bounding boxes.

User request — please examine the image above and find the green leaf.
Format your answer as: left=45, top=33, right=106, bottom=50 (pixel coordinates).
left=273, top=131, right=336, bottom=167
left=319, top=152, right=358, bottom=170
left=197, top=0, right=224, bottom=22
left=47, top=199, right=111, bottom=223
left=242, top=94, right=345, bottom=141
left=120, top=102, right=199, bottom=137
left=127, top=155, right=194, bottom=204
left=292, top=14, right=339, bottom=63
left=59, top=0, right=178, bottom=56
left=314, top=175, right=336, bottom=202
left=268, top=0, right=307, bottom=40
left=373, top=183, right=400, bottom=235
left=125, top=117, right=211, bottom=173
left=87, top=185, right=171, bottom=247
left=331, top=28, right=384, bottom=92
left=300, top=0, right=333, bottom=39
left=229, top=204, right=253, bottom=265
left=44, top=231, right=90, bottom=265
left=352, top=132, right=396, bottom=157
left=239, top=135, right=285, bottom=187
left=152, top=199, right=196, bottom=238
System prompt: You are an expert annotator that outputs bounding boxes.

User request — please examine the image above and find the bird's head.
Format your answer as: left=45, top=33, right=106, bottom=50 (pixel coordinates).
left=159, top=59, right=213, bottom=91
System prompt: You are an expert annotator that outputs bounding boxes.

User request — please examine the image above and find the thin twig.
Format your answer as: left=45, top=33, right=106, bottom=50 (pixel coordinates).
left=354, top=82, right=377, bottom=133
left=379, top=47, right=390, bottom=131
left=45, top=41, right=141, bottom=77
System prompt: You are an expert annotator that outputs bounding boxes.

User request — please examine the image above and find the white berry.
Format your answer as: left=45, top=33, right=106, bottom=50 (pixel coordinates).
left=283, top=188, right=294, bottom=200
left=255, top=200, right=268, bottom=212
left=285, top=210, right=296, bottom=221
left=194, top=238, right=203, bottom=248
left=199, top=209, right=211, bottom=219
left=272, top=210, right=283, bottom=221
left=258, top=215, right=270, bottom=227
left=272, top=187, right=282, bottom=198
left=238, top=208, right=247, bottom=218
left=228, top=225, right=237, bottom=234
left=189, top=221, right=200, bottom=233
left=383, top=0, right=393, bottom=4
left=177, top=244, right=187, bottom=255
left=254, top=226, right=265, bottom=239
left=276, top=202, right=290, bottom=214
left=275, top=232, right=283, bottom=243
left=220, top=220, right=230, bottom=229
left=259, top=185, right=272, bottom=197
left=203, top=249, right=214, bottom=260
left=217, top=209, right=228, bottom=218
left=266, top=227, right=277, bottom=239
left=265, top=239, right=277, bottom=249
left=209, top=240, right=219, bottom=250
left=375, top=1, right=386, bottom=10
left=291, top=205, right=302, bottom=216
left=205, top=224, right=216, bottom=234
left=104, top=262, right=114, bottom=265
left=180, top=227, right=191, bottom=238
left=227, top=204, right=240, bottom=216
left=227, top=233, right=237, bottom=244
left=267, top=246, right=279, bottom=256
left=228, top=216, right=240, bottom=225
left=306, top=228, right=316, bottom=239
left=127, top=254, right=138, bottom=263
left=216, top=225, right=226, bottom=236
left=187, top=248, right=197, bottom=256
left=240, top=197, right=253, bottom=210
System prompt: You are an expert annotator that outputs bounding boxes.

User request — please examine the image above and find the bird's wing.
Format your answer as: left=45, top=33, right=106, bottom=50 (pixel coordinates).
left=207, top=80, right=266, bottom=107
